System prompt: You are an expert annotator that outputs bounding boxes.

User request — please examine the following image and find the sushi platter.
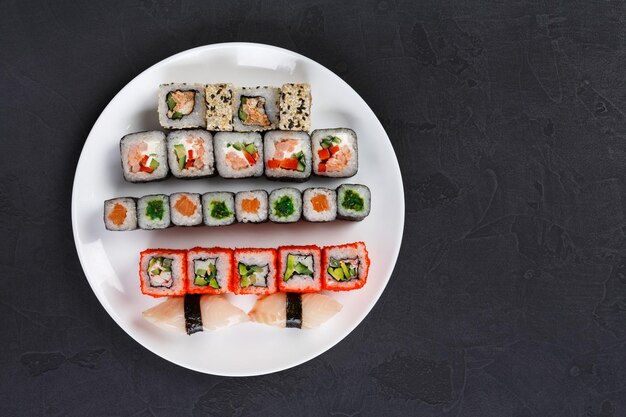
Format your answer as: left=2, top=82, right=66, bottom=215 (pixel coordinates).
left=71, top=43, right=404, bottom=376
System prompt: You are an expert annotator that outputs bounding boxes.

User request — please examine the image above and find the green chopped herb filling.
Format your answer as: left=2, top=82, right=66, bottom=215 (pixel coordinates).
left=210, top=200, right=232, bottom=220
left=341, top=190, right=364, bottom=212
left=273, top=196, right=295, bottom=218
left=145, top=199, right=164, bottom=220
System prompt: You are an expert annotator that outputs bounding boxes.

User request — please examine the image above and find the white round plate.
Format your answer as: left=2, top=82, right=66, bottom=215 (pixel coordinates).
left=72, top=43, right=404, bottom=376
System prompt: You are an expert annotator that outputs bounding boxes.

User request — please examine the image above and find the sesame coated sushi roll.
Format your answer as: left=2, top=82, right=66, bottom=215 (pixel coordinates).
left=302, top=188, right=337, bottom=222
left=104, top=197, right=137, bottom=231
left=166, top=130, right=215, bottom=179
left=170, top=192, right=202, bottom=226
left=277, top=245, right=322, bottom=293
left=336, top=184, right=371, bottom=221
left=158, top=83, right=206, bottom=129
left=235, top=190, right=268, bottom=223
left=202, top=192, right=235, bottom=226
left=279, top=83, right=311, bottom=132
left=312, top=128, right=358, bottom=177
left=264, top=130, right=312, bottom=181
left=120, top=131, right=169, bottom=182
left=137, top=194, right=171, bottom=230
left=187, top=247, right=233, bottom=295
left=233, top=86, right=280, bottom=132
left=205, top=83, right=234, bottom=131
left=232, top=248, right=278, bottom=295
left=139, top=249, right=187, bottom=297
left=214, top=132, right=264, bottom=178
left=269, top=187, right=302, bottom=223
left=322, top=242, right=370, bottom=291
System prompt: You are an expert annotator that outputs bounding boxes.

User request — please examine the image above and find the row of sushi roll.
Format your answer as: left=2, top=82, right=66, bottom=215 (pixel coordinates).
left=120, top=127, right=358, bottom=183
left=103, top=184, right=371, bottom=231
left=158, top=83, right=311, bottom=132
left=141, top=242, right=369, bottom=335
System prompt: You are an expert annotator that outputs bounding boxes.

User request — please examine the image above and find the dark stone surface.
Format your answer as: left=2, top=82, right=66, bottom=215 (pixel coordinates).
left=2, top=0, right=626, bottom=415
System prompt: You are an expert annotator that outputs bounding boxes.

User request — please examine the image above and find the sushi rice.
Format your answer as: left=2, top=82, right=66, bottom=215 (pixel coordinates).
left=158, top=83, right=206, bottom=129
left=234, top=190, right=268, bottom=223
left=170, top=192, right=203, bottom=226
left=104, top=197, right=137, bottom=231
left=166, top=130, right=215, bottom=178
left=302, top=188, right=337, bottom=222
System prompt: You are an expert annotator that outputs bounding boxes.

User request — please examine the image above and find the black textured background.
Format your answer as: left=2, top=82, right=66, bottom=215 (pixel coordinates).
left=2, top=1, right=626, bottom=416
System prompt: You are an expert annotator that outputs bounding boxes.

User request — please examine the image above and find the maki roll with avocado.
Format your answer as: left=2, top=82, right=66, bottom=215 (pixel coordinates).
left=302, top=188, right=337, bottom=222
left=166, top=130, right=215, bottom=179
left=312, top=128, right=358, bottom=178
left=214, top=132, right=264, bottom=178
left=202, top=192, right=235, bottom=226
left=278, top=83, right=311, bottom=132
left=120, top=131, right=169, bottom=182
left=234, top=190, right=268, bottom=223
left=233, top=86, right=280, bottom=132
left=104, top=197, right=137, bottom=231
left=137, top=194, right=171, bottom=230
left=277, top=245, right=322, bottom=293
left=269, top=187, right=302, bottom=223
left=205, top=83, right=235, bottom=131
left=139, top=249, right=187, bottom=297
left=170, top=192, right=202, bottom=226
left=264, top=130, right=312, bottom=181
left=158, top=83, right=206, bottom=129
left=231, top=248, right=278, bottom=295
left=322, top=242, right=370, bottom=291
left=336, top=184, right=371, bottom=221
left=186, top=247, right=233, bottom=295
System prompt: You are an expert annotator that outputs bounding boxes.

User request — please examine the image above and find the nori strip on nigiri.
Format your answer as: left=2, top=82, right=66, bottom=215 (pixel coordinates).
left=184, top=294, right=203, bottom=335
left=286, top=293, right=302, bottom=329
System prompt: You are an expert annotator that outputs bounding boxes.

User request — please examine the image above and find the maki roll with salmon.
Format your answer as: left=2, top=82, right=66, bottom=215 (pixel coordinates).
left=277, top=245, right=322, bottom=293
left=249, top=292, right=342, bottom=329
left=312, top=128, right=358, bottom=177
left=278, top=83, right=311, bottom=132
left=233, top=86, right=280, bottom=132
left=137, top=194, right=171, bottom=230
left=120, top=131, right=169, bottom=182
left=214, top=132, right=263, bottom=178
left=302, top=188, right=337, bottom=222
left=170, top=192, right=203, bottom=226
left=264, top=131, right=312, bottom=181
left=202, top=192, right=235, bottom=226
left=139, top=249, right=187, bottom=297
left=234, top=190, right=268, bottom=223
left=336, top=184, right=371, bottom=221
left=322, top=242, right=370, bottom=291
left=104, top=197, right=137, bottom=231
left=205, top=83, right=234, bottom=131
left=158, top=83, right=206, bottom=129
left=269, top=187, right=302, bottom=223
left=166, top=130, right=215, bottom=179
left=186, top=247, right=233, bottom=295
left=231, top=248, right=278, bottom=295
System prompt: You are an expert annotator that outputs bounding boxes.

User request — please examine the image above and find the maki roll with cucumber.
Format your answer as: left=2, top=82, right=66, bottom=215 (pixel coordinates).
left=302, top=188, right=337, bottom=222
left=336, top=184, right=371, bottom=221
left=186, top=247, right=233, bottom=295
left=202, top=192, right=235, bottom=226
left=231, top=248, right=278, bottom=295
left=249, top=292, right=342, bottom=329
left=120, top=131, right=169, bottom=182
left=322, top=242, right=370, bottom=291
left=166, top=130, right=215, bottom=179
left=170, top=192, right=203, bottom=226
left=277, top=245, right=322, bottom=293
left=264, top=130, right=312, bottom=181
left=278, top=83, right=311, bottom=132
left=214, top=132, right=264, bottom=178
left=158, top=83, right=206, bottom=129
left=205, top=83, right=235, bottom=131
left=269, top=187, right=302, bottom=223
left=233, top=86, right=280, bottom=132
left=234, top=190, right=268, bottom=223
left=104, top=197, right=137, bottom=231
left=137, top=194, right=171, bottom=230
left=139, top=249, right=187, bottom=297
left=312, top=128, right=358, bottom=178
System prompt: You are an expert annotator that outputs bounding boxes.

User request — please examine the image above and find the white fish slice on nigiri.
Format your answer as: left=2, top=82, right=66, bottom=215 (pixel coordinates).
left=249, top=292, right=342, bottom=329
left=142, top=295, right=248, bottom=334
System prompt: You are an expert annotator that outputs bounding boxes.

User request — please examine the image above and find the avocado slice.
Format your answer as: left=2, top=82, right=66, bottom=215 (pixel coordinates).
left=284, top=254, right=296, bottom=281
left=208, top=263, right=217, bottom=278
left=340, top=262, right=350, bottom=278
left=238, top=262, right=248, bottom=276
left=150, top=268, right=161, bottom=276
left=328, top=267, right=344, bottom=281
left=194, top=275, right=209, bottom=286
left=195, top=268, right=207, bottom=277
left=174, top=144, right=186, bottom=169
left=241, top=275, right=251, bottom=287
left=294, top=262, right=312, bottom=276
left=297, top=161, right=305, bottom=172
left=148, top=258, right=157, bottom=269
left=208, top=277, right=220, bottom=289
left=244, top=143, right=257, bottom=155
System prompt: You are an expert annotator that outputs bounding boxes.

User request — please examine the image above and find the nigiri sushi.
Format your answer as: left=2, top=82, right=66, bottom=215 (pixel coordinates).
left=142, top=294, right=248, bottom=335
left=248, top=292, right=342, bottom=329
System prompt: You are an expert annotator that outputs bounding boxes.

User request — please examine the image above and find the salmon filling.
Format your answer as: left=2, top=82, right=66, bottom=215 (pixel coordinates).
left=238, top=96, right=271, bottom=126
left=310, top=194, right=329, bottom=212
left=108, top=203, right=127, bottom=225
left=241, top=198, right=260, bottom=213
left=174, top=195, right=197, bottom=217
left=166, top=90, right=196, bottom=119
left=317, top=136, right=351, bottom=173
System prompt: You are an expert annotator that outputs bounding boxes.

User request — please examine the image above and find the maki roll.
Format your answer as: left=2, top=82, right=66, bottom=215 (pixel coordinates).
left=312, top=128, right=358, bottom=177
left=231, top=248, right=278, bottom=295
left=166, top=130, right=215, bottom=179
left=137, top=194, right=171, bottom=230
left=187, top=247, right=233, bottom=295
left=235, top=190, right=268, bottom=223
left=249, top=292, right=342, bottom=329
left=322, top=242, right=370, bottom=291
left=120, top=131, right=169, bottom=182
left=139, top=249, right=187, bottom=297
left=104, top=197, right=137, bottom=231
left=336, top=184, right=371, bottom=221
left=233, top=86, right=280, bottom=132
left=302, top=188, right=337, bottom=222
left=205, top=83, right=234, bottom=131
left=214, top=132, right=263, bottom=178
left=269, top=187, right=302, bottom=223
left=158, top=83, right=206, bottom=129
left=277, top=245, right=322, bottom=293
left=278, top=83, right=311, bottom=132
left=202, top=192, right=235, bottom=226
left=170, top=192, right=203, bottom=226
left=264, top=130, right=312, bottom=181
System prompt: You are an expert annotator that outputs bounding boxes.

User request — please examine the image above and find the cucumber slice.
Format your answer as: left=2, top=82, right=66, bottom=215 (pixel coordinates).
left=162, top=258, right=172, bottom=269
left=251, top=265, right=264, bottom=273
left=244, top=143, right=257, bottom=155
left=294, top=262, right=313, bottom=276
left=174, top=144, right=186, bottom=170
left=208, top=277, right=220, bottom=289
left=328, top=267, right=344, bottom=281
left=195, top=268, right=207, bottom=277
left=208, top=263, right=217, bottom=278
left=340, top=262, right=350, bottom=278
left=297, top=161, right=305, bottom=172
left=241, top=275, right=251, bottom=287
left=232, top=142, right=243, bottom=151
left=284, top=254, right=296, bottom=281
left=194, top=275, right=209, bottom=286
left=172, top=111, right=183, bottom=120
left=149, top=157, right=160, bottom=170
left=148, top=258, right=157, bottom=269
left=238, top=262, right=247, bottom=276
left=238, top=109, right=247, bottom=121
left=329, top=258, right=340, bottom=268
left=166, top=93, right=176, bottom=111
left=150, top=268, right=161, bottom=276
